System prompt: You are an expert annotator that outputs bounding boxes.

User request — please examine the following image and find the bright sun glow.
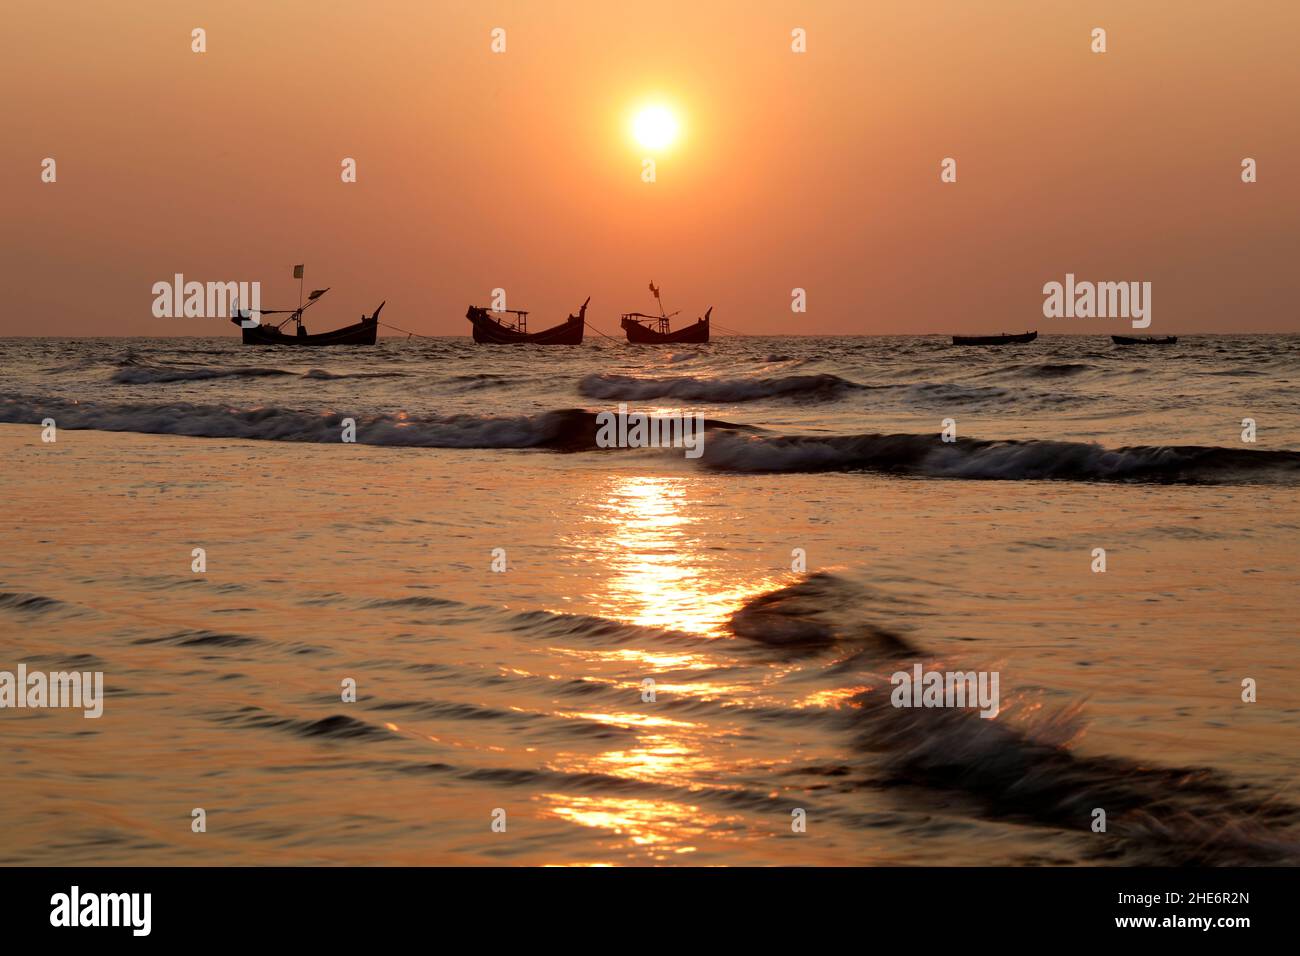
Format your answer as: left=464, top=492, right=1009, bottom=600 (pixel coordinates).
left=632, top=105, right=679, bottom=150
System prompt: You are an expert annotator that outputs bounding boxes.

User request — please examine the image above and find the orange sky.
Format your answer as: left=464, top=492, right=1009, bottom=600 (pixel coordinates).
left=3, top=0, right=1297, bottom=336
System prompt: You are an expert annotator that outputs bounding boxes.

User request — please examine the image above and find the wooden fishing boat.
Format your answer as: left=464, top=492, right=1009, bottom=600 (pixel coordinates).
left=1112, top=334, right=1177, bottom=345
left=621, top=308, right=711, bottom=344
left=621, top=282, right=712, bottom=344
left=230, top=286, right=383, bottom=346
left=466, top=298, right=587, bottom=344
left=951, top=331, right=1037, bottom=346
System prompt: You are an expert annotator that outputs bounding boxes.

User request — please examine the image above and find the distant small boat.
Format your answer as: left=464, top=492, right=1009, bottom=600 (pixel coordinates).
left=231, top=286, right=382, bottom=346
left=1112, top=335, right=1177, bottom=345
left=621, top=282, right=710, bottom=343
left=466, top=298, right=587, bottom=344
left=951, top=331, right=1037, bottom=346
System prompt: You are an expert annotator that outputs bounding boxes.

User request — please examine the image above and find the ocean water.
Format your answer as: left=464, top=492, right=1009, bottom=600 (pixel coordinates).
left=1, top=334, right=1297, bottom=865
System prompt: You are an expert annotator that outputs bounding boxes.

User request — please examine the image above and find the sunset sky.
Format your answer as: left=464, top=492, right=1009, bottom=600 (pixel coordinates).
left=3, top=0, right=1297, bottom=336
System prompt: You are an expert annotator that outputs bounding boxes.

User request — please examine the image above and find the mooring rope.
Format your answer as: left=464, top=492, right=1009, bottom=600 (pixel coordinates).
left=584, top=320, right=624, bottom=342
left=378, top=321, right=434, bottom=339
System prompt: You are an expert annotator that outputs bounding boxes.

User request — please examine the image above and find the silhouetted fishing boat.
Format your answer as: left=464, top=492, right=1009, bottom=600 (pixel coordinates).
left=951, top=331, right=1037, bottom=346
left=230, top=285, right=382, bottom=346
left=621, top=282, right=711, bottom=343
left=466, top=298, right=587, bottom=344
left=1112, top=334, right=1177, bottom=345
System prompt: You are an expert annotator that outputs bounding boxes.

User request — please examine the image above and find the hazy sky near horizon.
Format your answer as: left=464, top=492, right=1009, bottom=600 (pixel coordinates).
left=3, top=0, right=1297, bottom=336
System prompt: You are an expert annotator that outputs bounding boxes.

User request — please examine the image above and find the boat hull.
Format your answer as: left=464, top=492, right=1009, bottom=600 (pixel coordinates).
left=621, top=316, right=710, bottom=344
left=951, top=331, right=1037, bottom=346
left=468, top=312, right=584, bottom=344
left=1112, top=335, right=1177, bottom=345
left=237, top=317, right=378, bottom=346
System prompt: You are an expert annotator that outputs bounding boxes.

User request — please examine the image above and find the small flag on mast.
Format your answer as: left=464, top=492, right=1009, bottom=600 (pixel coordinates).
left=293, top=264, right=304, bottom=279
left=649, top=281, right=659, bottom=299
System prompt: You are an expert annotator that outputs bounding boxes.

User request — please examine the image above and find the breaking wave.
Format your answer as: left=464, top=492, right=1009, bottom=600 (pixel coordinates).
left=0, top=395, right=744, bottom=453
left=729, top=573, right=1300, bottom=865
left=5, top=391, right=1295, bottom=484
left=579, top=372, right=864, bottom=402
left=0, top=394, right=606, bottom=450
left=701, top=430, right=1300, bottom=484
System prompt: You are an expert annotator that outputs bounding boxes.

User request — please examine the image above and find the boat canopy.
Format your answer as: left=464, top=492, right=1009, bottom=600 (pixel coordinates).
left=470, top=306, right=529, bottom=332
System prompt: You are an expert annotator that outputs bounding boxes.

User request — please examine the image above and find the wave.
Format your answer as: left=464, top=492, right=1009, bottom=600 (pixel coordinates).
left=0, top=591, right=68, bottom=615
left=700, top=429, right=1300, bottom=484
left=854, top=683, right=1297, bottom=864
left=6, top=392, right=1295, bottom=483
left=131, top=629, right=264, bottom=649
left=504, top=607, right=705, bottom=648
left=448, top=372, right=514, bottom=391
left=579, top=372, right=863, bottom=402
left=729, top=574, right=1299, bottom=864
left=364, top=596, right=465, bottom=611
left=0, top=395, right=748, bottom=453
left=985, top=362, right=1098, bottom=379
left=213, top=706, right=396, bottom=741
left=896, top=382, right=1012, bottom=405
left=877, top=381, right=1095, bottom=411
left=111, top=364, right=296, bottom=384
left=0, top=394, right=604, bottom=450
left=110, top=364, right=405, bottom=384
left=1024, top=362, right=1097, bottom=377
left=302, top=369, right=408, bottom=380
left=729, top=573, right=918, bottom=653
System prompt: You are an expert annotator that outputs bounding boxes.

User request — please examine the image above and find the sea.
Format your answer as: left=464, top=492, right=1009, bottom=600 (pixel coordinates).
left=1, top=333, right=1297, bottom=865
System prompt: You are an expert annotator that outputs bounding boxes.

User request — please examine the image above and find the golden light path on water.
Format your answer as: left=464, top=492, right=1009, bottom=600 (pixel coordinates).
left=580, top=474, right=780, bottom=636
left=540, top=474, right=790, bottom=861
left=541, top=795, right=746, bottom=856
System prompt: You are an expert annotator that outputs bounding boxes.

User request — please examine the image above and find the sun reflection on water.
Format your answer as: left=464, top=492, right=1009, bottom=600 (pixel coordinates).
left=539, top=793, right=743, bottom=859
left=569, top=474, right=781, bottom=637
left=540, top=474, right=792, bottom=859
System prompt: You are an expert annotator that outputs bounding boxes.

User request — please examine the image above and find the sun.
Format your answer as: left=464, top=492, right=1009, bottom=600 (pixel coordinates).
left=632, top=105, right=680, bottom=150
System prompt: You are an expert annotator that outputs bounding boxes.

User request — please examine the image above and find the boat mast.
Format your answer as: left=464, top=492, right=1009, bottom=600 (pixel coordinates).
left=294, top=263, right=305, bottom=332
left=650, top=281, right=670, bottom=333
